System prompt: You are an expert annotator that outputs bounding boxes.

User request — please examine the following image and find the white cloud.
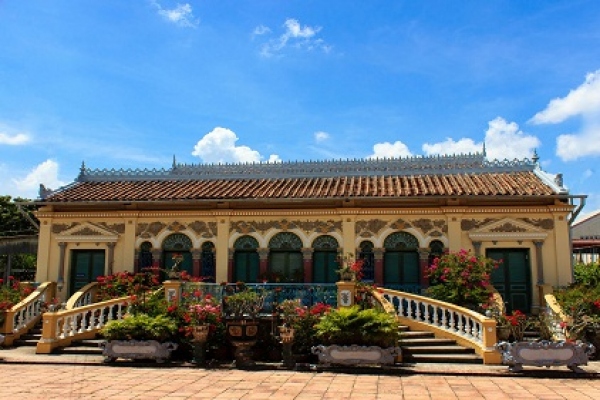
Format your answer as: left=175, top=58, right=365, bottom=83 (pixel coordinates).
left=530, top=70, right=600, bottom=161
left=483, top=117, right=540, bottom=160
left=0, top=131, right=30, bottom=145
left=531, top=70, right=600, bottom=124
left=423, top=138, right=480, bottom=156
left=11, top=159, right=65, bottom=199
left=422, top=117, right=539, bottom=160
left=368, top=141, right=413, bottom=159
left=259, top=18, right=330, bottom=57
left=253, top=25, right=271, bottom=37
left=314, top=131, right=330, bottom=143
left=151, top=1, right=199, bottom=28
left=267, top=154, right=282, bottom=163
left=191, top=127, right=280, bottom=164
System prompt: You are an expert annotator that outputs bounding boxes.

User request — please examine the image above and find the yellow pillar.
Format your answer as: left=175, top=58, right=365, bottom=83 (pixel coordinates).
left=215, top=215, right=230, bottom=283
left=120, top=212, right=137, bottom=272
left=336, top=281, right=356, bottom=308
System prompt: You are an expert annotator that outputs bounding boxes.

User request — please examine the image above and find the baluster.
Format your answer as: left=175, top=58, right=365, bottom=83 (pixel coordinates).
left=456, top=313, right=464, bottom=334
left=467, top=317, right=474, bottom=337
left=440, top=306, right=447, bottom=328
left=423, top=302, right=430, bottom=323
left=59, top=317, right=68, bottom=339
left=448, top=311, right=455, bottom=332
left=415, top=299, right=422, bottom=321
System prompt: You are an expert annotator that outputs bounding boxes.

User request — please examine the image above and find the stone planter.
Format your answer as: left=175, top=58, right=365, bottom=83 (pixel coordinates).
left=227, top=319, right=259, bottom=368
left=311, top=344, right=400, bottom=367
left=100, top=340, right=178, bottom=363
left=495, top=340, right=596, bottom=373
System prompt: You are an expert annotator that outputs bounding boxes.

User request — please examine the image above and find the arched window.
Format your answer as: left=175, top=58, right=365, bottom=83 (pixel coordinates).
left=162, top=233, right=193, bottom=275
left=428, top=240, right=444, bottom=267
left=201, top=241, right=216, bottom=282
left=383, top=232, right=420, bottom=289
left=269, top=232, right=304, bottom=282
left=312, top=235, right=339, bottom=283
left=358, top=241, right=375, bottom=282
left=139, top=241, right=153, bottom=272
left=233, top=236, right=259, bottom=283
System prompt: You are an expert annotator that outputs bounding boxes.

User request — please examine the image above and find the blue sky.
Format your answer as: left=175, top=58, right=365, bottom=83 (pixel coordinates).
left=1, top=1, right=599, bottom=219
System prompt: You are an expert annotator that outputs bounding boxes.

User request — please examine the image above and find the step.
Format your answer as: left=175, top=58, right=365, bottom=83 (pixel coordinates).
left=401, top=345, right=475, bottom=355
left=402, top=353, right=483, bottom=364
left=399, top=330, right=435, bottom=339
left=400, top=338, right=457, bottom=347
left=58, top=339, right=104, bottom=355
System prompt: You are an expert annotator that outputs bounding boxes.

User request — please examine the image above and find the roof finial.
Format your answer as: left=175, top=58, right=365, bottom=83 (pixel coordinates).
left=482, top=142, right=487, bottom=158
left=532, top=149, right=539, bottom=164
left=172, top=154, right=177, bottom=169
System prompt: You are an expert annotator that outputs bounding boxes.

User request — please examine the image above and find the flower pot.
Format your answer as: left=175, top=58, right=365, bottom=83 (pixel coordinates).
left=311, top=344, right=400, bottom=366
left=192, top=324, right=210, bottom=343
left=100, top=340, right=178, bottom=363
left=226, top=319, right=259, bottom=368
left=497, top=326, right=511, bottom=341
left=494, top=340, right=596, bottom=373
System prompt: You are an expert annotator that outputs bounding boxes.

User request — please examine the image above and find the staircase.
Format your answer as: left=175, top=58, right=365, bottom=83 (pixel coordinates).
left=398, top=325, right=482, bottom=364
left=12, top=320, right=103, bottom=356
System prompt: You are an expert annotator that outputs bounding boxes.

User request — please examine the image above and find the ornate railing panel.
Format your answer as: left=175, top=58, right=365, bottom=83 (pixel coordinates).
left=180, top=282, right=337, bottom=312
left=376, top=287, right=500, bottom=364
left=1, top=282, right=56, bottom=346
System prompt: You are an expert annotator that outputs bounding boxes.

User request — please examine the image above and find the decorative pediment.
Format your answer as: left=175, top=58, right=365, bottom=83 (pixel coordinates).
left=468, top=218, right=547, bottom=242
left=56, top=222, right=119, bottom=243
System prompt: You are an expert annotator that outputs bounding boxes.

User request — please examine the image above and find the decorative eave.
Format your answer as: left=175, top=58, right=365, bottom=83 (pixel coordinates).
left=74, top=153, right=539, bottom=182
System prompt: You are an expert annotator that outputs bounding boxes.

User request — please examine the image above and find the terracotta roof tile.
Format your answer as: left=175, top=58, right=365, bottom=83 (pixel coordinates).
left=43, top=171, right=557, bottom=203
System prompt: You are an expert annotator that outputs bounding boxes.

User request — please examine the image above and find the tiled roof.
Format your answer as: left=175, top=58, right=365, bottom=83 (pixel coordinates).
left=40, top=154, right=566, bottom=203
left=43, top=171, right=557, bottom=202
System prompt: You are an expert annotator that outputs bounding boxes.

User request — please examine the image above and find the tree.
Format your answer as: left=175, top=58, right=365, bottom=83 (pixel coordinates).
left=1, top=195, right=39, bottom=280
left=0, top=195, right=38, bottom=236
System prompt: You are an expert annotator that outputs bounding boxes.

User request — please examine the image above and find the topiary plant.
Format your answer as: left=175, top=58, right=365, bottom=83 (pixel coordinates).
left=314, top=306, right=398, bottom=348
left=100, top=314, right=178, bottom=342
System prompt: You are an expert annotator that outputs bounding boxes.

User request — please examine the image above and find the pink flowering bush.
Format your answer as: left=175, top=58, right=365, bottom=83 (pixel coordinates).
left=426, top=249, right=499, bottom=311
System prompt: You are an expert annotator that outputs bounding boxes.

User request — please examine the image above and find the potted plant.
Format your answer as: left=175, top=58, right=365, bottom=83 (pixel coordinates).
left=336, top=253, right=364, bottom=282
left=99, top=313, right=179, bottom=363
left=311, top=305, right=400, bottom=366
left=222, top=285, right=266, bottom=367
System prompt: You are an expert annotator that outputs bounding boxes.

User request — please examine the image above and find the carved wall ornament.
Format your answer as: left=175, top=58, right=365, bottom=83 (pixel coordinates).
left=412, top=219, right=434, bottom=234
left=461, top=219, right=497, bottom=231
left=52, top=223, right=77, bottom=234
left=188, top=221, right=217, bottom=238
left=136, top=222, right=167, bottom=237
left=520, top=218, right=554, bottom=230
left=490, top=223, right=527, bottom=233
left=71, top=227, right=101, bottom=236
left=167, top=221, right=185, bottom=232
left=355, top=219, right=388, bottom=236
left=98, top=223, right=125, bottom=234
left=389, top=218, right=413, bottom=231
left=231, top=219, right=341, bottom=235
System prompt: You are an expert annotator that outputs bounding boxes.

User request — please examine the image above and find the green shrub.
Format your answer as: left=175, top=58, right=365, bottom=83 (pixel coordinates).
left=100, top=314, right=178, bottom=342
left=315, top=306, right=398, bottom=347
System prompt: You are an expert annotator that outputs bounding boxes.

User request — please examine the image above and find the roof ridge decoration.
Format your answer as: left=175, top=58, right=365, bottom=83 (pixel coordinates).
left=74, top=152, right=541, bottom=183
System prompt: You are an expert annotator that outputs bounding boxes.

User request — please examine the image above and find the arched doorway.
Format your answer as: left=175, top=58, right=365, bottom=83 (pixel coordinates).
left=162, top=233, right=193, bottom=275
left=233, top=236, right=259, bottom=282
left=428, top=240, right=445, bottom=267
left=269, top=232, right=303, bottom=282
left=358, top=241, right=375, bottom=282
left=383, top=232, right=420, bottom=290
left=312, top=235, right=339, bottom=283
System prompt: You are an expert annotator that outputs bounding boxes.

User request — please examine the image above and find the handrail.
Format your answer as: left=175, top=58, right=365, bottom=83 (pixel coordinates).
left=544, top=293, right=569, bottom=341
left=65, top=282, right=99, bottom=310
left=378, top=287, right=501, bottom=364
left=36, top=295, right=131, bottom=354
left=1, top=282, right=57, bottom=346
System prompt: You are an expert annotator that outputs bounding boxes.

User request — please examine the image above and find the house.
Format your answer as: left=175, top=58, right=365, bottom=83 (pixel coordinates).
left=32, top=152, right=581, bottom=314
left=572, top=210, right=600, bottom=264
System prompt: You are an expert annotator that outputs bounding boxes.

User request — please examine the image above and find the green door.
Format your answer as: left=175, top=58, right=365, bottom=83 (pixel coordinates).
left=313, top=251, right=338, bottom=283
left=384, top=251, right=420, bottom=287
left=70, top=250, right=105, bottom=295
left=269, top=251, right=304, bottom=282
left=234, top=251, right=260, bottom=283
left=487, top=249, right=532, bottom=314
